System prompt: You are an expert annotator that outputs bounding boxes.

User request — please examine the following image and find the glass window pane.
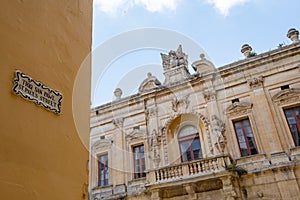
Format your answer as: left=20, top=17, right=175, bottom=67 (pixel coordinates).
left=98, top=154, right=108, bottom=186
left=133, top=145, right=146, bottom=179
left=234, top=119, right=257, bottom=157
left=285, top=107, right=300, bottom=146
left=178, top=126, right=202, bottom=162
left=178, top=125, right=198, bottom=138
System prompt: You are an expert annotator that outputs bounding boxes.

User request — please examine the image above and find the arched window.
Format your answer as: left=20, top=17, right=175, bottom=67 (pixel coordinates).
left=178, top=125, right=202, bottom=162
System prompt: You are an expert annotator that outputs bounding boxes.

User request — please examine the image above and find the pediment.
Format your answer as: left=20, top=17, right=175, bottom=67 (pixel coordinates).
left=126, top=128, right=146, bottom=140
left=272, top=88, right=300, bottom=104
left=225, top=101, right=253, bottom=116
left=138, top=73, right=161, bottom=93
left=92, top=138, right=113, bottom=150
left=192, top=54, right=215, bottom=74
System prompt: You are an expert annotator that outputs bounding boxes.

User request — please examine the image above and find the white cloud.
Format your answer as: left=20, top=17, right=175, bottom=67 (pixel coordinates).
left=94, top=0, right=179, bottom=16
left=135, top=0, right=177, bottom=12
left=207, top=0, right=250, bottom=16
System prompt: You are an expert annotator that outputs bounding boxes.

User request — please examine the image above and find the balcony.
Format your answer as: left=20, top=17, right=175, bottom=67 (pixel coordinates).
left=146, top=155, right=232, bottom=187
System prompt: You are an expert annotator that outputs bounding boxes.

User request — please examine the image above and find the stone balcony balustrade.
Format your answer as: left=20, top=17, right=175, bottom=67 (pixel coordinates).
left=146, top=155, right=232, bottom=185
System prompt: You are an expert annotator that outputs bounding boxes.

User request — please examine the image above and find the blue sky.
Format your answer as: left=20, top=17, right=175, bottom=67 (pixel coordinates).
left=92, top=0, right=300, bottom=106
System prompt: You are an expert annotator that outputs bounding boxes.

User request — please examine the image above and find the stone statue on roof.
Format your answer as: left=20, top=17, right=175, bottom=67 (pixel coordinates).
left=160, top=45, right=188, bottom=71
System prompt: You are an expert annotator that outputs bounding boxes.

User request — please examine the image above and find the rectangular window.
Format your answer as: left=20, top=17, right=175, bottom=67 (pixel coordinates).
left=98, top=154, right=108, bottom=186
left=133, top=145, right=146, bottom=179
left=233, top=119, right=258, bottom=157
left=284, top=106, right=300, bottom=146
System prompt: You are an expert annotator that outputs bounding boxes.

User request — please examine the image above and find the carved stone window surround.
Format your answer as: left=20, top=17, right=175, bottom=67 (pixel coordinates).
left=126, top=128, right=147, bottom=142
left=128, top=142, right=148, bottom=181
left=272, top=88, right=300, bottom=106
left=271, top=88, right=300, bottom=148
left=226, top=113, right=263, bottom=159
left=225, top=101, right=253, bottom=118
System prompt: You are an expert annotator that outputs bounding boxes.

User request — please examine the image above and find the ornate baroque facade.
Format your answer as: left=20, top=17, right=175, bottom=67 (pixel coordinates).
left=90, top=28, right=300, bottom=200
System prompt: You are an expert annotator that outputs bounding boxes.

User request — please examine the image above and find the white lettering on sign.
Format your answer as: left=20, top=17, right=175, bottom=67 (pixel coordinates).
left=13, top=70, right=63, bottom=114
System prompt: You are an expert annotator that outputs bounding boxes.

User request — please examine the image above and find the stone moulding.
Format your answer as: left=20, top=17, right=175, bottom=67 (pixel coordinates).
left=271, top=88, right=300, bottom=105
left=172, top=95, right=190, bottom=112
left=225, top=101, right=253, bottom=118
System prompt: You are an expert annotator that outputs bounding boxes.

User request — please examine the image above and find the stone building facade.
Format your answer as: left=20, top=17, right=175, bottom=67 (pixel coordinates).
left=90, top=28, right=300, bottom=200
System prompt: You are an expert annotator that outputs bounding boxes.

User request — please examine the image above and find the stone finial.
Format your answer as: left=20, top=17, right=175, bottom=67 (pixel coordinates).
left=114, top=88, right=122, bottom=100
left=241, top=44, right=252, bottom=57
left=287, top=28, right=299, bottom=43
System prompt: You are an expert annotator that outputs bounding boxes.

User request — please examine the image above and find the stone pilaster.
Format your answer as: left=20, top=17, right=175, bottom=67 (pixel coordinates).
left=146, top=107, right=161, bottom=168
left=203, top=89, right=225, bottom=156
left=112, top=117, right=125, bottom=185
left=247, top=76, right=282, bottom=154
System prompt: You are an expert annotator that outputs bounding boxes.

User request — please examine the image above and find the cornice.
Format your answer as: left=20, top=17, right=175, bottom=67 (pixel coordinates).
left=91, top=43, right=300, bottom=114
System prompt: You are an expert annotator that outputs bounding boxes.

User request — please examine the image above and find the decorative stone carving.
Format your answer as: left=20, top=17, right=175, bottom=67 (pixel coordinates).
left=247, top=76, right=264, bottom=89
left=160, top=45, right=188, bottom=70
left=114, top=88, right=123, bottom=100
left=92, top=138, right=113, bottom=151
left=138, top=73, right=161, bottom=93
left=161, top=112, right=211, bottom=159
left=192, top=53, right=215, bottom=74
left=272, top=88, right=300, bottom=105
left=145, top=107, right=158, bottom=119
left=225, top=101, right=253, bottom=118
left=287, top=28, right=299, bottom=43
left=203, top=90, right=216, bottom=102
left=126, top=128, right=146, bottom=140
left=150, top=129, right=161, bottom=168
left=184, top=184, right=197, bottom=200
left=112, top=117, right=124, bottom=128
left=172, top=95, right=190, bottom=112
left=221, top=176, right=237, bottom=200
left=241, top=44, right=252, bottom=58
left=211, top=115, right=226, bottom=154
left=161, top=45, right=190, bottom=85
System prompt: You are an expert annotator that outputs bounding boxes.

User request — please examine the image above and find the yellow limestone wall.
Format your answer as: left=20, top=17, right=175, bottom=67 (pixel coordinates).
left=0, top=0, right=92, bottom=199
